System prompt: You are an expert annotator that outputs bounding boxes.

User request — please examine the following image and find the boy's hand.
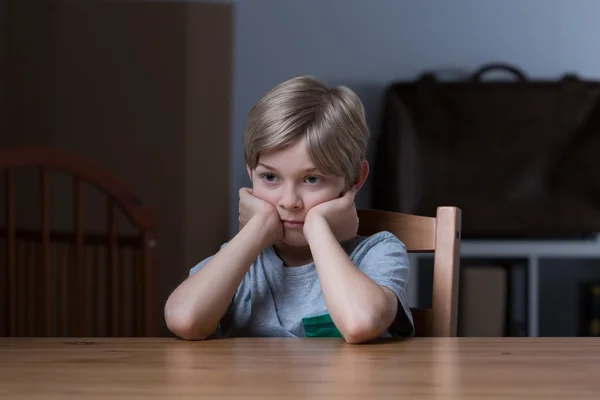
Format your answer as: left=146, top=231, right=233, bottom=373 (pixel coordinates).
left=238, top=188, right=283, bottom=246
left=304, top=190, right=359, bottom=243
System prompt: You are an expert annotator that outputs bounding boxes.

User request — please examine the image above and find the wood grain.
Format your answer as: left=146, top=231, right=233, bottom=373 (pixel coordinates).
left=358, top=208, right=436, bottom=251
left=432, top=206, right=462, bottom=337
left=0, top=337, right=599, bottom=399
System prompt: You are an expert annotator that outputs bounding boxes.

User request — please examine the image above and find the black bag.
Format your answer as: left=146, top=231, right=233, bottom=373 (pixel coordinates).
left=372, top=62, right=600, bottom=238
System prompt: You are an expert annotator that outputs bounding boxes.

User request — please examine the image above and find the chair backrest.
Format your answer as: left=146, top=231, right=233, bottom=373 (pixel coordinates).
left=357, top=207, right=461, bottom=337
left=0, top=147, right=158, bottom=337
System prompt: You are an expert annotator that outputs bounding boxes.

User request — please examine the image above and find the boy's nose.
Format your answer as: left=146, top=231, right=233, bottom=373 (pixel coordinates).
left=278, top=187, right=302, bottom=210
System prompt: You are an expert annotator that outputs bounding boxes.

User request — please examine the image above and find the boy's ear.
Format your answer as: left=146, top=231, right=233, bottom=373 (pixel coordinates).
left=246, top=165, right=253, bottom=182
left=350, top=160, right=369, bottom=192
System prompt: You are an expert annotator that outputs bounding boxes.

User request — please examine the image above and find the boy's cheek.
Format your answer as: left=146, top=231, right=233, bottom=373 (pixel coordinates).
left=254, top=191, right=283, bottom=212
left=254, top=191, right=274, bottom=205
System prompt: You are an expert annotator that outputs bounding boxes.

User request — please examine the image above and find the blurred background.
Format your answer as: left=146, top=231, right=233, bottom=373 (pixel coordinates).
left=2, top=0, right=600, bottom=338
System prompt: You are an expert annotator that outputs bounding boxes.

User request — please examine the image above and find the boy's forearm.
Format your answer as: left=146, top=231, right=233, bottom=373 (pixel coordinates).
left=305, top=217, right=397, bottom=343
left=165, top=216, right=268, bottom=340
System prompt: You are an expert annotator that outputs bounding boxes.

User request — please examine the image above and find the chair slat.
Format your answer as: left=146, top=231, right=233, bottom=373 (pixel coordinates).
left=92, top=245, right=100, bottom=336
left=40, top=167, right=54, bottom=335
left=142, top=230, right=156, bottom=336
left=17, top=241, right=25, bottom=336
left=135, top=250, right=143, bottom=336
left=31, top=240, right=42, bottom=336
left=432, top=207, right=462, bottom=337
left=107, top=198, right=119, bottom=336
left=119, top=246, right=126, bottom=336
left=57, top=244, right=69, bottom=336
left=73, top=177, right=86, bottom=336
left=357, top=209, right=436, bottom=251
left=26, top=241, right=36, bottom=336
left=6, top=168, right=16, bottom=336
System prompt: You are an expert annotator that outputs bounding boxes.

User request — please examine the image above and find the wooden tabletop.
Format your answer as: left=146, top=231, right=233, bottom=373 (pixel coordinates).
left=1, top=337, right=599, bottom=399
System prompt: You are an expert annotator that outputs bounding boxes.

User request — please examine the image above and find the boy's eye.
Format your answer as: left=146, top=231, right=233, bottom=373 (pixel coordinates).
left=305, top=176, right=321, bottom=184
left=261, top=173, right=278, bottom=183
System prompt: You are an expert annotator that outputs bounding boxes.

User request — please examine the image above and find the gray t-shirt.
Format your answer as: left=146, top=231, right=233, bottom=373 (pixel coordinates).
left=189, top=231, right=414, bottom=338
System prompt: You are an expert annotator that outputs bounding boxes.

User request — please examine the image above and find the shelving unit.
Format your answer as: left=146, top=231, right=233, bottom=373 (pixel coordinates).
left=407, top=234, right=600, bottom=337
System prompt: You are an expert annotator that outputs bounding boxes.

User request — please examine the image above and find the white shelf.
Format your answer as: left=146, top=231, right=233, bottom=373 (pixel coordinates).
left=410, top=235, right=600, bottom=337
left=410, top=236, right=600, bottom=259
left=460, top=235, right=600, bottom=258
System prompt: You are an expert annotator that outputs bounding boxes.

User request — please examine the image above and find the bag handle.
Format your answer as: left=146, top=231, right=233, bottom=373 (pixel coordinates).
left=470, top=63, right=527, bottom=82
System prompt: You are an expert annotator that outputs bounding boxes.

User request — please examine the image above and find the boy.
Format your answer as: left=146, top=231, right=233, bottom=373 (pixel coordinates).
left=164, top=76, right=414, bottom=343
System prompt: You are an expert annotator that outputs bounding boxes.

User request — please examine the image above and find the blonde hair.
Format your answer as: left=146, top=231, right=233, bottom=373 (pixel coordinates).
left=243, top=76, right=369, bottom=185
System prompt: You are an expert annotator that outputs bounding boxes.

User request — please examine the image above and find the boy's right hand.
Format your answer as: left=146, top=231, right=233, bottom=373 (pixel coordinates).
left=238, top=188, right=283, bottom=246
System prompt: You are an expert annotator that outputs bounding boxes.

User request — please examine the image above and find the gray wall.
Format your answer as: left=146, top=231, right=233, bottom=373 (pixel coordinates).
left=228, top=0, right=600, bottom=235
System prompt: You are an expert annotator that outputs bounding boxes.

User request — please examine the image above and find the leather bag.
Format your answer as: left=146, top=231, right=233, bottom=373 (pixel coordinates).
left=372, top=62, right=600, bottom=238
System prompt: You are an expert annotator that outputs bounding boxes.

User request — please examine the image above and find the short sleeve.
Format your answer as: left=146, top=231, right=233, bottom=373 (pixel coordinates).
left=189, top=256, right=212, bottom=276
left=189, top=243, right=228, bottom=276
left=355, top=232, right=415, bottom=337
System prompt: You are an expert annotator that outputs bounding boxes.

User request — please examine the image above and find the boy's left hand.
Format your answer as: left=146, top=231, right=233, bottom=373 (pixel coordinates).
left=304, top=189, right=359, bottom=243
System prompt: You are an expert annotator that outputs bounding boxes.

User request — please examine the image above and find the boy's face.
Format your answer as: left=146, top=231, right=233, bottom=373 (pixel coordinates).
left=247, top=139, right=348, bottom=247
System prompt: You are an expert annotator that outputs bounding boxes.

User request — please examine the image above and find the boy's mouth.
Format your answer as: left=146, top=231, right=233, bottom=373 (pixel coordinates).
left=282, top=220, right=304, bottom=229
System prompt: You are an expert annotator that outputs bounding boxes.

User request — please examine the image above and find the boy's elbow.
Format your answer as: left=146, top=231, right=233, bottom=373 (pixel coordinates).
left=168, top=323, right=207, bottom=341
left=164, top=307, right=213, bottom=341
left=340, top=315, right=384, bottom=344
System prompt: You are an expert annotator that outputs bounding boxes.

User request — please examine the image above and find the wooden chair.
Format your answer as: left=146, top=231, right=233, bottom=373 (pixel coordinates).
left=357, top=207, right=461, bottom=337
left=0, top=147, right=158, bottom=337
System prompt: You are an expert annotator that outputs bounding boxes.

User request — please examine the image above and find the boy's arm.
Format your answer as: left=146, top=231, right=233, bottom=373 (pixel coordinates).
left=164, top=215, right=270, bottom=340
left=304, top=215, right=398, bottom=344
left=165, top=188, right=281, bottom=340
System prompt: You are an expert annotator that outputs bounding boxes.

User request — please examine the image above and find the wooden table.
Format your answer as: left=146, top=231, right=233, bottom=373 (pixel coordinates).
left=1, top=337, right=599, bottom=399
